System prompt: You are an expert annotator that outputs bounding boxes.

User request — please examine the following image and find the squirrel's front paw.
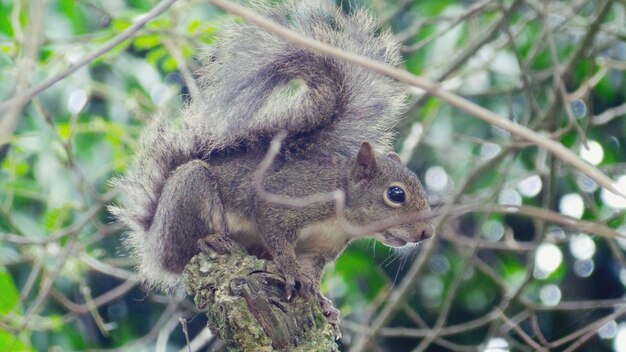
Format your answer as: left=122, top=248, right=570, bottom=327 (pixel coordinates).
left=197, top=233, right=235, bottom=255
left=281, top=267, right=318, bottom=300
left=285, top=272, right=317, bottom=300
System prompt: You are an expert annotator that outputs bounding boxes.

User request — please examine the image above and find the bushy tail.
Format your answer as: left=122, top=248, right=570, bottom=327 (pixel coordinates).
left=187, top=0, right=406, bottom=155
left=109, top=116, right=202, bottom=288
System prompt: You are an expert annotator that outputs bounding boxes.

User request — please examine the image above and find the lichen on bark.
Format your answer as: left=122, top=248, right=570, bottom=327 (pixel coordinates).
left=183, top=236, right=338, bottom=351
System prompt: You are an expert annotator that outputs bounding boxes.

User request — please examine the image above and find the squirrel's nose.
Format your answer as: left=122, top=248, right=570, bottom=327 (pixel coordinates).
left=416, top=223, right=435, bottom=240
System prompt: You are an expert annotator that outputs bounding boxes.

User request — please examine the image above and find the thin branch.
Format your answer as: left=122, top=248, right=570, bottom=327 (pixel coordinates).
left=0, top=0, right=45, bottom=156
left=207, top=0, right=625, bottom=199
left=478, top=204, right=624, bottom=240
left=252, top=131, right=435, bottom=237
left=547, top=305, right=626, bottom=349
left=399, top=0, right=495, bottom=52
left=51, top=280, right=137, bottom=315
left=0, top=0, right=179, bottom=136
left=497, top=309, right=547, bottom=351
left=592, top=101, right=626, bottom=125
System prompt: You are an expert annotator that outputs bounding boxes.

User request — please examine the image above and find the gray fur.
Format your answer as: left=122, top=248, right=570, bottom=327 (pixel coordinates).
left=189, top=0, right=404, bottom=154
left=110, top=1, right=422, bottom=291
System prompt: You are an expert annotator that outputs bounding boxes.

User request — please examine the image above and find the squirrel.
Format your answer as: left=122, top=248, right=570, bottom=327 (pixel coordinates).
left=110, top=1, right=434, bottom=302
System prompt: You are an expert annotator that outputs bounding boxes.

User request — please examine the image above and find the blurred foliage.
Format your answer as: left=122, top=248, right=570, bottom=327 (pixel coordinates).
left=1, top=0, right=626, bottom=351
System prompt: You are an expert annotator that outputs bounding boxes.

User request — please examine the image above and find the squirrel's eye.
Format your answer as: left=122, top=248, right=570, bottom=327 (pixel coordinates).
left=383, top=182, right=409, bottom=207
left=387, top=186, right=405, bottom=203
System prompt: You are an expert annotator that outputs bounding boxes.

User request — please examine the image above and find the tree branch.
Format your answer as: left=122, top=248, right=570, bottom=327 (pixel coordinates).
left=206, top=0, right=625, bottom=199
left=183, top=235, right=338, bottom=351
left=0, top=0, right=179, bottom=145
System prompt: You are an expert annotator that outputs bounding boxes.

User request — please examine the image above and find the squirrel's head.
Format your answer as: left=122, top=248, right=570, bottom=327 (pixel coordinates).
left=346, top=142, right=434, bottom=247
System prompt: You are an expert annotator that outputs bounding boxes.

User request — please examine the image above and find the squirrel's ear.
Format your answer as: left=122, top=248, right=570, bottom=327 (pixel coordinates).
left=353, top=142, right=378, bottom=182
left=387, top=152, right=402, bottom=163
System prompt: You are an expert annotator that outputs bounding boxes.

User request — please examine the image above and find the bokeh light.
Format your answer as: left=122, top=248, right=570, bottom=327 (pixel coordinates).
left=534, top=243, right=562, bottom=278
left=559, top=193, right=585, bottom=218
left=480, top=143, right=502, bottom=160
left=67, top=89, right=88, bottom=114
left=498, top=189, right=522, bottom=207
left=539, top=284, right=562, bottom=306
left=569, top=234, right=596, bottom=260
left=420, top=274, right=444, bottom=301
left=425, top=166, right=449, bottom=193
left=428, top=255, right=451, bottom=275
left=619, top=268, right=626, bottom=287
left=570, top=99, right=587, bottom=119
left=579, top=140, right=604, bottom=166
left=483, top=337, right=509, bottom=352
left=598, top=320, right=617, bottom=339
left=573, top=259, right=594, bottom=278
left=614, top=323, right=626, bottom=352
left=517, top=175, right=542, bottom=198
left=601, top=175, right=626, bottom=209
left=482, top=220, right=505, bottom=242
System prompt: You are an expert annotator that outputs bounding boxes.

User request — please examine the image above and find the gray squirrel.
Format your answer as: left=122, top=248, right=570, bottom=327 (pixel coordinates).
left=110, top=0, right=434, bottom=300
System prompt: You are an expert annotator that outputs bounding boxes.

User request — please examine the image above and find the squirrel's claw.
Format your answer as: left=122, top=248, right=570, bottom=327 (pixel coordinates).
left=275, top=257, right=318, bottom=299
left=284, top=271, right=316, bottom=300
left=297, top=274, right=317, bottom=299
left=318, top=293, right=342, bottom=340
left=284, top=274, right=341, bottom=338
left=284, top=274, right=299, bottom=301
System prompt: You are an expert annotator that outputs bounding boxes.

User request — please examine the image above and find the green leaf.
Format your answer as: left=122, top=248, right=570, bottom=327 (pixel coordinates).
left=0, top=269, right=19, bottom=315
left=161, top=56, right=178, bottom=72
left=145, top=46, right=167, bottom=66
left=0, top=42, right=16, bottom=56
left=133, top=34, right=161, bottom=50
left=0, top=330, right=32, bottom=352
left=0, top=2, right=15, bottom=37
left=58, top=0, right=89, bottom=35
left=187, top=19, right=202, bottom=34
left=111, top=18, right=132, bottom=32
left=146, top=18, right=172, bottom=31
left=42, top=206, right=72, bottom=233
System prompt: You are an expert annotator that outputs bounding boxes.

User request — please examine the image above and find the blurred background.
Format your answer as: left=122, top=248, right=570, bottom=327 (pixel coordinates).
left=1, top=0, right=625, bottom=351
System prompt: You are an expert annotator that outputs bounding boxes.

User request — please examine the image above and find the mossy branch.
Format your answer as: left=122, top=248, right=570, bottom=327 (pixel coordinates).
left=183, top=235, right=338, bottom=351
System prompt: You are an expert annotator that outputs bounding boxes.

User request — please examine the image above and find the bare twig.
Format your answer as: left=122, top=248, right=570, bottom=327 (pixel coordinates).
left=252, top=131, right=435, bottom=237
left=0, top=0, right=179, bottom=130
left=0, top=0, right=44, bottom=154
left=207, top=0, right=625, bottom=199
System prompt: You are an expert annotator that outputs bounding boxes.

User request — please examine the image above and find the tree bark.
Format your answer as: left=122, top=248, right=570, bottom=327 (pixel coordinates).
left=183, top=236, right=338, bottom=351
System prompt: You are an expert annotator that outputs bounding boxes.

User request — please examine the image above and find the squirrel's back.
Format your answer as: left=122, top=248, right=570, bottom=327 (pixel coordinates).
left=110, top=0, right=407, bottom=288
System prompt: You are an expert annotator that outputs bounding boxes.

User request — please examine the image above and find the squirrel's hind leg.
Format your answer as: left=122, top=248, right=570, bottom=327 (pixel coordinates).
left=149, top=159, right=228, bottom=275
